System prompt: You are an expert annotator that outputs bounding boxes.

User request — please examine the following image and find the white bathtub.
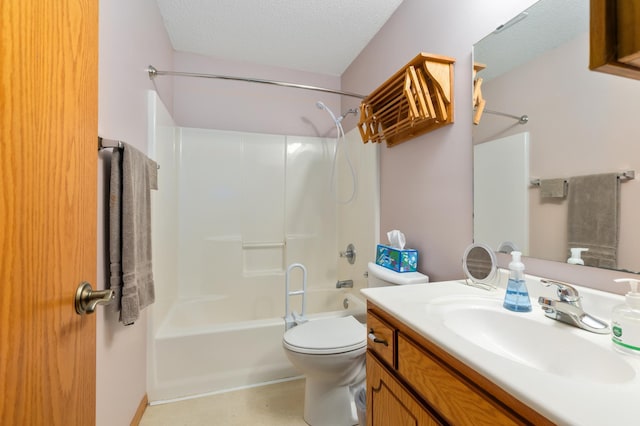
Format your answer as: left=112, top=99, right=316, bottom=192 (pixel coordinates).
left=148, top=289, right=366, bottom=402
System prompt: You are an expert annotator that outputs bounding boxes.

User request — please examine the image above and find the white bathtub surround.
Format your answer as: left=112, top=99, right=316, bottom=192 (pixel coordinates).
left=170, top=128, right=339, bottom=301
left=147, top=92, right=378, bottom=402
left=149, top=289, right=365, bottom=401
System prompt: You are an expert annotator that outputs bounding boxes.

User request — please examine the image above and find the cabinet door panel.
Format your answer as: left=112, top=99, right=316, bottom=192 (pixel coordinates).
left=397, top=335, right=523, bottom=426
left=367, top=353, right=441, bottom=426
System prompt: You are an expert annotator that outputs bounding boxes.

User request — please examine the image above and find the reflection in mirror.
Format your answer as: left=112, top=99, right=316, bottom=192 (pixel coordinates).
left=497, top=241, right=519, bottom=254
left=462, top=243, right=498, bottom=289
left=472, top=0, right=640, bottom=274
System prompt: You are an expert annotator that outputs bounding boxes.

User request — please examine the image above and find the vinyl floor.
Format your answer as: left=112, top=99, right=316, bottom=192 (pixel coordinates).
left=139, top=379, right=308, bottom=426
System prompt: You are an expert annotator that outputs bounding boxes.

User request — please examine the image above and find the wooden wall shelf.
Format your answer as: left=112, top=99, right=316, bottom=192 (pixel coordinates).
left=358, top=53, right=455, bottom=148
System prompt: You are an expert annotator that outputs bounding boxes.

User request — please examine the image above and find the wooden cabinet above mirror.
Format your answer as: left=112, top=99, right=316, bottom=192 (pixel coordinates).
left=590, top=0, right=640, bottom=80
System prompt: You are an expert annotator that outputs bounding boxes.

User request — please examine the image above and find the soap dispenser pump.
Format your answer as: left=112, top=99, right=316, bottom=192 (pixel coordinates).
left=567, top=247, right=588, bottom=265
left=611, top=278, right=640, bottom=356
left=503, top=251, right=532, bottom=312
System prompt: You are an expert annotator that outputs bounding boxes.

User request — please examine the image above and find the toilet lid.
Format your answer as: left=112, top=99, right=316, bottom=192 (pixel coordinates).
left=283, top=316, right=366, bottom=355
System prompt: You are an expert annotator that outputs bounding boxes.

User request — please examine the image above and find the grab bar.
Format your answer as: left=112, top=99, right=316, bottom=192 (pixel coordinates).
left=285, top=263, right=307, bottom=330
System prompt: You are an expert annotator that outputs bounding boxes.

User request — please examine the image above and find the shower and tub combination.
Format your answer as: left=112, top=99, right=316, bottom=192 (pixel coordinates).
left=146, top=91, right=378, bottom=403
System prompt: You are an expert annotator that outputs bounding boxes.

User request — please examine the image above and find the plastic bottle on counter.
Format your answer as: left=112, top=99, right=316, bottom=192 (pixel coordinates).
left=567, top=247, right=588, bottom=265
left=612, top=278, right=640, bottom=357
left=503, top=251, right=532, bottom=312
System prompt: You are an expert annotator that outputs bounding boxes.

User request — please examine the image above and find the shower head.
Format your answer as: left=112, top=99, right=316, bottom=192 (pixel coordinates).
left=316, top=100, right=338, bottom=124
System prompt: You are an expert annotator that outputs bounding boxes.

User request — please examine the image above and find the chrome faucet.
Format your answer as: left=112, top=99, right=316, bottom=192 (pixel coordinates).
left=336, top=280, right=354, bottom=289
left=537, top=279, right=610, bottom=334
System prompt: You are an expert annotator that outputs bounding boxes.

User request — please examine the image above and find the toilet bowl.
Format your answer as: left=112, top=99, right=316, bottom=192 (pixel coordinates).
left=283, top=316, right=366, bottom=426
left=283, top=262, right=428, bottom=426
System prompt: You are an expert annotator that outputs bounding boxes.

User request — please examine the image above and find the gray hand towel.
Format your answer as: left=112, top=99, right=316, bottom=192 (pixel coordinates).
left=567, top=173, right=619, bottom=269
left=109, top=144, right=158, bottom=325
left=109, top=150, right=124, bottom=313
left=540, top=178, right=567, bottom=198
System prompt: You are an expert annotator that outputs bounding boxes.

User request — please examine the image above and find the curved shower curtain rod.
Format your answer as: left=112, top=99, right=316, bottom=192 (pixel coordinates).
left=147, top=65, right=366, bottom=99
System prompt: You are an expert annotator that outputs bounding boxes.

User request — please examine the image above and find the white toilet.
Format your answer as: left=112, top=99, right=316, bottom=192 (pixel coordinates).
left=282, top=262, right=428, bottom=426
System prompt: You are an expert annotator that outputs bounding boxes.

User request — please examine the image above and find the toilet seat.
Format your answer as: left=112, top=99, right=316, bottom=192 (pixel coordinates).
left=283, top=316, right=366, bottom=355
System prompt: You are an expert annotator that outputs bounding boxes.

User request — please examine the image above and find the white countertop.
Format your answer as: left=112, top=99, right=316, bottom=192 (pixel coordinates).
left=361, top=275, right=640, bottom=426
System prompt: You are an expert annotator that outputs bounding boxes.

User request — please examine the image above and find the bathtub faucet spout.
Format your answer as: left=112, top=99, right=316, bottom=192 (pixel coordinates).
left=336, top=280, right=354, bottom=289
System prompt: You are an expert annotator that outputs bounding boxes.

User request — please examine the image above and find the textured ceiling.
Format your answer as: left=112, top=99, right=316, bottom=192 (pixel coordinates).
left=155, top=0, right=404, bottom=76
left=474, top=0, right=588, bottom=82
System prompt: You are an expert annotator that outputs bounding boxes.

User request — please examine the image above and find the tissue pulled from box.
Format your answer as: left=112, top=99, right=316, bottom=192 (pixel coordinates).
left=387, top=230, right=406, bottom=249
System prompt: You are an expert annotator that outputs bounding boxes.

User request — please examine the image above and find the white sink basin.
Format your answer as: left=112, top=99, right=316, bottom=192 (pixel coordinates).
left=362, top=279, right=640, bottom=425
left=429, top=297, right=636, bottom=384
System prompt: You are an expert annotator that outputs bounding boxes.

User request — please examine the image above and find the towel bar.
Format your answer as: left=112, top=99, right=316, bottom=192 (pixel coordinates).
left=98, top=137, right=160, bottom=169
left=98, top=137, right=123, bottom=150
left=530, top=170, right=635, bottom=186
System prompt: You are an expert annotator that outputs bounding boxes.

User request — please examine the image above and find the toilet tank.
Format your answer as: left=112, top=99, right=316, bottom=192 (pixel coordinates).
left=367, top=262, right=429, bottom=287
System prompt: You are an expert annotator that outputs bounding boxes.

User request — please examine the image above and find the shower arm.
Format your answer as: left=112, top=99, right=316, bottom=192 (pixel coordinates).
left=483, top=108, right=529, bottom=124
left=338, top=108, right=359, bottom=122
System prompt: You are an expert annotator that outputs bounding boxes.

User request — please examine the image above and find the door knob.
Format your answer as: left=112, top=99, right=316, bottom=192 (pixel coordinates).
left=74, top=281, right=115, bottom=315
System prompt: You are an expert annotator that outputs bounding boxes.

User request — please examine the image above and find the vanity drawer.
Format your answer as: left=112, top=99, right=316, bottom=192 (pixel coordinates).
left=367, top=311, right=395, bottom=368
left=397, top=334, right=525, bottom=426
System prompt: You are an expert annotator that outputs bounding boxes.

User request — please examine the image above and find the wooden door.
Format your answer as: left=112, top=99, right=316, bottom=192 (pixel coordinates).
left=0, top=1, right=98, bottom=425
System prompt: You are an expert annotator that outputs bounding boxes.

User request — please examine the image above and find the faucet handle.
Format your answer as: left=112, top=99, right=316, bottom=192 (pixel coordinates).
left=339, top=243, right=356, bottom=265
left=540, top=279, right=581, bottom=303
left=537, top=297, right=559, bottom=317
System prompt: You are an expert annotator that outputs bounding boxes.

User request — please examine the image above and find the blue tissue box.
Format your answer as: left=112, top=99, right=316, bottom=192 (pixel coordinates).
left=376, top=244, right=418, bottom=272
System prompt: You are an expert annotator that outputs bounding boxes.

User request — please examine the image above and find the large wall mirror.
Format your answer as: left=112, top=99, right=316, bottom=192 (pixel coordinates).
left=473, top=0, right=640, bottom=274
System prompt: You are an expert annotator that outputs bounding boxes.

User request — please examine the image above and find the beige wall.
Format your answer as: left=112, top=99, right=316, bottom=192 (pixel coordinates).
left=341, top=0, right=538, bottom=281
left=97, top=1, right=173, bottom=425
left=95, top=1, right=640, bottom=422
left=343, top=0, right=638, bottom=292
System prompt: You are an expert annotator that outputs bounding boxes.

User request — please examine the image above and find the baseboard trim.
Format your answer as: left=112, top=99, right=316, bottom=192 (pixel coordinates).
left=130, top=394, right=149, bottom=426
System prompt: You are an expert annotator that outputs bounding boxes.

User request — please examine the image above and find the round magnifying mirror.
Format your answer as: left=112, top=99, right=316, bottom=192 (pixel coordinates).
left=462, top=243, right=498, bottom=288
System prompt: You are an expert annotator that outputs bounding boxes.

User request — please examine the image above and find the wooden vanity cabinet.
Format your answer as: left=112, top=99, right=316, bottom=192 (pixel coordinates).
left=366, top=302, right=554, bottom=426
left=367, top=353, right=443, bottom=426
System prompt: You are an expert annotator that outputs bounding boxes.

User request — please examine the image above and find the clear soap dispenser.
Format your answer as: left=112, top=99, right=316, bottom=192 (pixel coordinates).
left=503, top=251, right=532, bottom=312
left=612, top=278, right=640, bottom=356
